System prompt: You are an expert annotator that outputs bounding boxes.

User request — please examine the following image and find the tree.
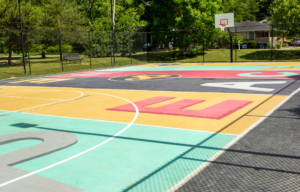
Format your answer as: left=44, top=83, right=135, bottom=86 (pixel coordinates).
left=221, top=31, right=243, bottom=45
left=222, top=0, right=262, bottom=22
left=269, top=0, right=300, bottom=37
left=37, top=0, right=87, bottom=59
left=150, top=0, right=222, bottom=31
left=0, top=0, right=41, bottom=65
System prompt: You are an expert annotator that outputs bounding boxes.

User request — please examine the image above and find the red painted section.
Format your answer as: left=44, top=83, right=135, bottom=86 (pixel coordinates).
left=51, top=70, right=300, bottom=79
left=107, top=96, right=252, bottom=119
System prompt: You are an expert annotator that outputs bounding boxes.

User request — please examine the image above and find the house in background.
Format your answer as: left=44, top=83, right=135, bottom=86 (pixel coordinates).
left=225, top=21, right=286, bottom=45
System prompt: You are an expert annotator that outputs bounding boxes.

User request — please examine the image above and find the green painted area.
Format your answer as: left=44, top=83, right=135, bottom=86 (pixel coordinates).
left=99, top=65, right=300, bottom=72
left=0, top=111, right=236, bottom=192
left=238, top=72, right=300, bottom=77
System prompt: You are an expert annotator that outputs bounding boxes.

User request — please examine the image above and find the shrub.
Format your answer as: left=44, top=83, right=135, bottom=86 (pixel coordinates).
left=276, top=43, right=281, bottom=49
left=211, top=43, right=220, bottom=49
left=30, top=44, right=45, bottom=52
left=46, top=46, right=56, bottom=53
left=268, top=43, right=275, bottom=49
left=247, top=40, right=257, bottom=48
left=46, top=45, right=73, bottom=53
left=191, top=45, right=203, bottom=54
left=0, top=40, right=5, bottom=53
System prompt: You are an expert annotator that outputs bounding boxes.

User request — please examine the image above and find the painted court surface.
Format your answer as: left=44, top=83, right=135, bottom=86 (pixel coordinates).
left=1, top=62, right=300, bottom=191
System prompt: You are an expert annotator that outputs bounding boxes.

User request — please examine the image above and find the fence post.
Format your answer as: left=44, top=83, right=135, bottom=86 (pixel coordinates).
left=235, top=26, right=237, bottom=62
left=230, top=30, right=233, bottom=63
left=59, top=31, right=63, bottom=71
left=129, top=32, right=132, bottom=65
left=18, top=0, right=26, bottom=75
left=25, top=30, right=31, bottom=75
left=173, top=32, right=176, bottom=62
left=146, top=33, right=149, bottom=63
left=271, top=23, right=274, bottom=61
left=203, top=29, right=205, bottom=63
left=110, top=32, right=112, bottom=66
left=88, top=31, right=92, bottom=68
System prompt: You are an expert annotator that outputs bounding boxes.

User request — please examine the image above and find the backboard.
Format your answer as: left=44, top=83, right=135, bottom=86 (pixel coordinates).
left=215, top=13, right=234, bottom=29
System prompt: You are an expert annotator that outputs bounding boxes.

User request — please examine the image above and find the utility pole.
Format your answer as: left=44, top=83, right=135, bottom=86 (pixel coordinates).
left=18, top=0, right=26, bottom=74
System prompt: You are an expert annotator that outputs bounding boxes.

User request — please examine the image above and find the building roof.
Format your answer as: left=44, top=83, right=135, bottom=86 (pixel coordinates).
left=225, top=21, right=271, bottom=32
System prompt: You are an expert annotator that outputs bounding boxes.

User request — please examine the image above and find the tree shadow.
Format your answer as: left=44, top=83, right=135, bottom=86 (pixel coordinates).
left=239, top=49, right=300, bottom=61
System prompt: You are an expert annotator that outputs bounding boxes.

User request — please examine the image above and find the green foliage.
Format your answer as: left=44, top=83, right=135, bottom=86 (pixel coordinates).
left=268, top=43, right=275, bottom=49
left=211, top=42, right=220, bottom=49
left=188, top=45, right=203, bottom=55
left=222, top=0, right=261, bottom=22
left=0, top=40, right=5, bottom=53
left=270, top=0, right=300, bottom=37
left=276, top=43, right=282, bottom=49
left=246, top=40, right=258, bottom=48
left=151, top=0, right=222, bottom=31
left=47, top=45, right=73, bottom=53
left=221, top=32, right=243, bottom=45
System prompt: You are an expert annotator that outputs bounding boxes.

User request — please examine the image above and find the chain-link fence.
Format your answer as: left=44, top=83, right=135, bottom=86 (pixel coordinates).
left=1, top=23, right=300, bottom=79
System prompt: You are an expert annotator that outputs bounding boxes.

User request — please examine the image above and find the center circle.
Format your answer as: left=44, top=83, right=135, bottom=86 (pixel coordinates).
left=109, top=74, right=181, bottom=81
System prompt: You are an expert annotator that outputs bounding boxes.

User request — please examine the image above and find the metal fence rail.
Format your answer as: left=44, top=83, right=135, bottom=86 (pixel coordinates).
left=1, top=23, right=300, bottom=79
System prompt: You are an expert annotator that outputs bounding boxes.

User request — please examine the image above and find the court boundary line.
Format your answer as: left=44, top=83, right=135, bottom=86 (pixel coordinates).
left=0, top=90, right=139, bottom=189
left=167, top=86, right=300, bottom=192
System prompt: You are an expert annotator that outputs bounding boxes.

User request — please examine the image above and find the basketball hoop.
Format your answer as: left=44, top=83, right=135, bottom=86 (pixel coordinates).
left=219, top=24, right=226, bottom=32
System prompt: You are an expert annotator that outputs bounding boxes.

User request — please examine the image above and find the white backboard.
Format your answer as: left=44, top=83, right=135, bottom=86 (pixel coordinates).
left=215, top=13, right=234, bottom=28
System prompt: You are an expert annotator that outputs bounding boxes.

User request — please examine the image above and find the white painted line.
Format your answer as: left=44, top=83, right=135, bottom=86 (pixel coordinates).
left=167, top=86, right=300, bottom=192
left=0, top=90, right=139, bottom=188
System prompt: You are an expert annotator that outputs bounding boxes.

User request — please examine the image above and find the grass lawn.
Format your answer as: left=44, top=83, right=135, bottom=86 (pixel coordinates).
left=149, top=47, right=300, bottom=63
left=1, top=48, right=300, bottom=80
left=0, top=54, right=147, bottom=80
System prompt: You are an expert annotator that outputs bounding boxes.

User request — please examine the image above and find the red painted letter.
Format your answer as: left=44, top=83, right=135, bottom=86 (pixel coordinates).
left=107, top=96, right=252, bottom=119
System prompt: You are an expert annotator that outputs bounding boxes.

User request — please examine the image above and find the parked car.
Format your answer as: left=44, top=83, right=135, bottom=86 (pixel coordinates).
left=292, top=40, right=300, bottom=46
left=142, top=43, right=165, bottom=51
left=142, top=43, right=153, bottom=51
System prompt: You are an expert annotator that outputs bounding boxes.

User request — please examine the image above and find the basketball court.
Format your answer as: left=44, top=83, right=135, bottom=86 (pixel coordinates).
left=1, top=60, right=300, bottom=191
left=0, top=13, right=300, bottom=192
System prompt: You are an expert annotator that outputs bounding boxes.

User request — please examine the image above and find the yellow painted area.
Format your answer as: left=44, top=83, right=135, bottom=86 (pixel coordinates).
left=140, top=62, right=300, bottom=67
left=124, top=75, right=173, bottom=81
left=9, top=78, right=73, bottom=84
left=0, top=86, right=286, bottom=135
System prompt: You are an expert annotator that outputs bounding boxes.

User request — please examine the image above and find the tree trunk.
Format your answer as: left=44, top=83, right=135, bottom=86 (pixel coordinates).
left=42, top=51, right=46, bottom=58
left=8, top=32, right=14, bottom=65
left=59, top=38, right=62, bottom=61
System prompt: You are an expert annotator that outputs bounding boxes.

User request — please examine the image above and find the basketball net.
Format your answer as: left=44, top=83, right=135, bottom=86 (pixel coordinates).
left=220, top=24, right=226, bottom=32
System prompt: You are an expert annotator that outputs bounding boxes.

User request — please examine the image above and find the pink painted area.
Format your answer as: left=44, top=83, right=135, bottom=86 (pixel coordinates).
left=50, top=70, right=300, bottom=79
left=107, top=96, right=252, bottom=119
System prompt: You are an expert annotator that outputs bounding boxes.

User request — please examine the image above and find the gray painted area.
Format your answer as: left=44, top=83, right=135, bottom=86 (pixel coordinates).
left=177, top=91, right=300, bottom=192
left=0, top=131, right=83, bottom=192
left=1, top=77, right=300, bottom=95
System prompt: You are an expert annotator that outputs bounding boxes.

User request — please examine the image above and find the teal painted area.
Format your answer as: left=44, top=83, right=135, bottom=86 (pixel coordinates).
left=0, top=140, right=42, bottom=155
left=238, top=72, right=300, bottom=77
left=0, top=111, right=236, bottom=192
left=99, top=65, right=300, bottom=72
